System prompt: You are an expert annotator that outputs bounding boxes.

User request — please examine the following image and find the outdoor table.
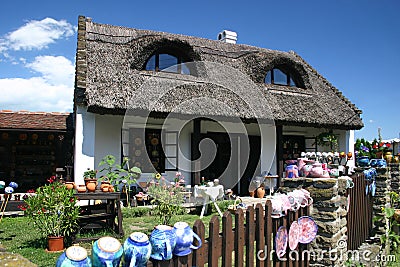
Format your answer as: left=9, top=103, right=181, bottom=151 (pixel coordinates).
left=193, top=185, right=224, bottom=218
left=73, top=192, right=123, bottom=241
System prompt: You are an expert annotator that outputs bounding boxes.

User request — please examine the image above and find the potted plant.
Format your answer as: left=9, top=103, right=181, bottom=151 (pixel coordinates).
left=98, top=155, right=141, bottom=197
left=22, top=179, right=80, bottom=251
left=83, top=168, right=98, bottom=192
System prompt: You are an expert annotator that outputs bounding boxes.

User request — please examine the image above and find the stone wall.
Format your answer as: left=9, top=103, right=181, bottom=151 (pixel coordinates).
left=281, top=177, right=349, bottom=267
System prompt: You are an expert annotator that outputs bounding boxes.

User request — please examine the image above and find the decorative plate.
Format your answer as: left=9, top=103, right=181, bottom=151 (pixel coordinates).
left=275, top=226, right=288, bottom=258
left=151, top=137, right=159, bottom=146
left=134, top=137, right=142, bottom=146
left=297, top=216, right=318, bottom=244
left=288, top=221, right=300, bottom=250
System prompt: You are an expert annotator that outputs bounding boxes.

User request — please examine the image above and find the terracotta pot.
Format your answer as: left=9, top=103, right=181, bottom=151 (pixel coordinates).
left=101, top=186, right=109, bottom=192
left=100, top=181, right=110, bottom=190
left=77, top=185, right=87, bottom=193
left=256, top=186, right=265, bottom=198
left=86, top=181, right=97, bottom=192
left=249, top=190, right=255, bottom=197
left=65, top=182, right=75, bottom=190
left=48, top=236, right=64, bottom=252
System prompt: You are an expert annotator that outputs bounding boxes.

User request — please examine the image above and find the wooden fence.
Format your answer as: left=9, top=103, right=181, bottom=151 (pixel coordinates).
left=148, top=200, right=310, bottom=267
left=347, top=171, right=374, bottom=250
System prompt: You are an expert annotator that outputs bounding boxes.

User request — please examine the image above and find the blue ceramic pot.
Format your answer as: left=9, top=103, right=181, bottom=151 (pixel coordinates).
left=173, top=222, right=202, bottom=256
left=123, top=232, right=151, bottom=267
left=92, top=236, right=123, bottom=267
left=357, top=156, right=370, bottom=167
left=56, top=245, right=91, bottom=267
left=370, top=159, right=387, bottom=168
left=150, top=225, right=176, bottom=260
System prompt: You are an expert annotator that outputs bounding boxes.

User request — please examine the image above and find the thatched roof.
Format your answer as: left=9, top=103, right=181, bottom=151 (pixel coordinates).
left=75, top=16, right=363, bottom=130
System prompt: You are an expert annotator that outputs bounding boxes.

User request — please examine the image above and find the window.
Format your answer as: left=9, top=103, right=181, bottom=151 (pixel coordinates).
left=123, top=128, right=179, bottom=173
left=145, top=53, right=190, bottom=74
left=264, top=68, right=298, bottom=87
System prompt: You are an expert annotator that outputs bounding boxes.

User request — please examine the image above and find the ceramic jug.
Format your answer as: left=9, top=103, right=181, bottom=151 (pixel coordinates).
left=301, top=161, right=314, bottom=177
left=123, top=232, right=151, bottom=267
left=56, top=245, right=91, bottom=267
left=172, top=222, right=202, bottom=256
left=92, top=236, right=123, bottom=267
left=150, top=225, right=176, bottom=261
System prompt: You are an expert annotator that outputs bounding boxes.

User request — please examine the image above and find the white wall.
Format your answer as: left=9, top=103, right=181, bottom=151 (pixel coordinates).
left=74, top=105, right=95, bottom=185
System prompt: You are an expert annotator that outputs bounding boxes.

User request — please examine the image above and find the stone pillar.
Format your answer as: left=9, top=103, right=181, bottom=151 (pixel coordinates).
left=281, top=177, right=349, bottom=267
left=282, top=177, right=348, bottom=267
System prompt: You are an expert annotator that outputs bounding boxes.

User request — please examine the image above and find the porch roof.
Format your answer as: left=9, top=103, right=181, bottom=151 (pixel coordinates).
left=75, top=16, right=363, bottom=130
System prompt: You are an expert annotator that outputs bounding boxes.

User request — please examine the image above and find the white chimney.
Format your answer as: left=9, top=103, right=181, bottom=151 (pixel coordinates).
left=217, top=30, right=237, bottom=44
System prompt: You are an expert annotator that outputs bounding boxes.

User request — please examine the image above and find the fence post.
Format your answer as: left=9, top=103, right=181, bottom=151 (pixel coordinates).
left=255, top=203, right=265, bottom=267
left=208, top=215, right=221, bottom=267
left=246, top=206, right=255, bottom=267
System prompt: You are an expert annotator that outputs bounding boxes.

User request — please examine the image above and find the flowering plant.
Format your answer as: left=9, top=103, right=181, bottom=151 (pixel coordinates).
left=22, top=180, right=80, bottom=237
left=147, top=175, right=185, bottom=225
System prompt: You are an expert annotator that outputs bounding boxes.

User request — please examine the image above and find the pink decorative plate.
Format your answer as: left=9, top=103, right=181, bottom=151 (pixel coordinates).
left=288, top=221, right=300, bottom=250
left=275, top=226, right=288, bottom=258
left=298, top=216, right=318, bottom=244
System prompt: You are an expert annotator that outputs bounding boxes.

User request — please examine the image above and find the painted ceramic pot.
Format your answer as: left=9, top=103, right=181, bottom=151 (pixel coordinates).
left=301, top=161, right=314, bottom=177
left=285, top=165, right=299, bottom=178
left=370, top=158, right=387, bottom=168
left=173, top=222, right=202, bottom=256
left=123, top=232, right=151, bottom=267
left=86, top=180, right=97, bottom=192
left=309, top=162, right=323, bottom=178
left=56, top=245, right=91, bottom=267
left=76, top=185, right=87, bottom=193
left=150, top=225, right=176, bottom=261
left=92, top=236, right=123, bottom=267
left=357, top=156, right=370, bottom=167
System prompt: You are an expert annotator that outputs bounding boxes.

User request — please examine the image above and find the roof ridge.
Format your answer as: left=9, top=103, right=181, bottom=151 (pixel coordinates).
left=289, top=51, right=362, bottom=115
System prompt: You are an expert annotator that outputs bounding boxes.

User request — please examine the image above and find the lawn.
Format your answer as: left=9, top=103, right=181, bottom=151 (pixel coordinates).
left=0, top=202, right=232, bottom=267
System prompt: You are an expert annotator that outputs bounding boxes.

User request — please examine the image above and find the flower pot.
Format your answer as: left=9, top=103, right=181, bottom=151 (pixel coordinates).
left=249, top=190, right=255, bottom=197
left=77, top=184, right=87, bottom=193
left=48, top=235, right=64, bottom=252
left=101, top=181, right=111, bottom=191
left=256, top=186, right=265, bottom=198
left=65, top=182, right=75, bottom=190
left=86, top=181, right=97, bottom=192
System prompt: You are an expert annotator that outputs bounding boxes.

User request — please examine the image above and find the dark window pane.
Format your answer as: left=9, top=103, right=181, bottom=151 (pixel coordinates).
left=264, top=70, right=272, bottom=84
left=273, top=69, right=287, bottom=85
left=159, top=54, right=178, bottom=72
left=145, top=55, right=156, bottom=71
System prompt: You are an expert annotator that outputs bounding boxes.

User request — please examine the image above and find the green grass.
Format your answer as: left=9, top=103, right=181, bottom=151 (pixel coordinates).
left=0, top=202, right=233, bottom=267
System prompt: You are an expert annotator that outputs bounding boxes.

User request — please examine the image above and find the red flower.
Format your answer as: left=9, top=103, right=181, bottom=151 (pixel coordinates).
left=379, top=142, right=384, bottom=147
left=386, top=143, right=391, bottom=148
left=27, top=189, right=35, bottom=193
left=373, top=144, right=378, bottom=149
left=17, top=204, right=28, bottom=211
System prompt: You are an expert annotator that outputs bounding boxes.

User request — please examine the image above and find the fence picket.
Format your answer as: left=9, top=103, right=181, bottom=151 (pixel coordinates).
left=235, top=208, right=245, bottom=267
left=208, top=216, right=221, bottom=267
left=222, top=211, right=234, bottom=267
left=255, top=203, right=265, bottom=267
left=193, top=219, right=206, bottom=267
left=246, top=206, right=255, bottom=267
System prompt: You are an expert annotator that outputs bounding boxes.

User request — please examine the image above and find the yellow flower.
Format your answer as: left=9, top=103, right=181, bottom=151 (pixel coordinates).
left=155, top=173, right=161, bottom=180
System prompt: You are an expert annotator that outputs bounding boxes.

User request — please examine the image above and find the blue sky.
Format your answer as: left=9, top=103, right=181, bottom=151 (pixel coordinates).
left=0, top=0, right=399, bottom=141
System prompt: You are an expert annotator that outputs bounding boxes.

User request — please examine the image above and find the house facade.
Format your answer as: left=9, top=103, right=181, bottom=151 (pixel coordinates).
left=73, top=16, right=363, bottom=195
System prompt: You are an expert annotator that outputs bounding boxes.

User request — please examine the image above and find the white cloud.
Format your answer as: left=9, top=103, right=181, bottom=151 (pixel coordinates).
left=26, top=55, right=75, bottom=86
left=0, top=18, right=75, bottom=52
left=0, top=55, right=74, bottom=112
left=0, top=77, right=72, bottom=112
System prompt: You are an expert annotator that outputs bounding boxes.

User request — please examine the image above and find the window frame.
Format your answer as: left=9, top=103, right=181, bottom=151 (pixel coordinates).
left=145, top=52, right=190, bottom=75
left=264, top=68, right=298, bottom=87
